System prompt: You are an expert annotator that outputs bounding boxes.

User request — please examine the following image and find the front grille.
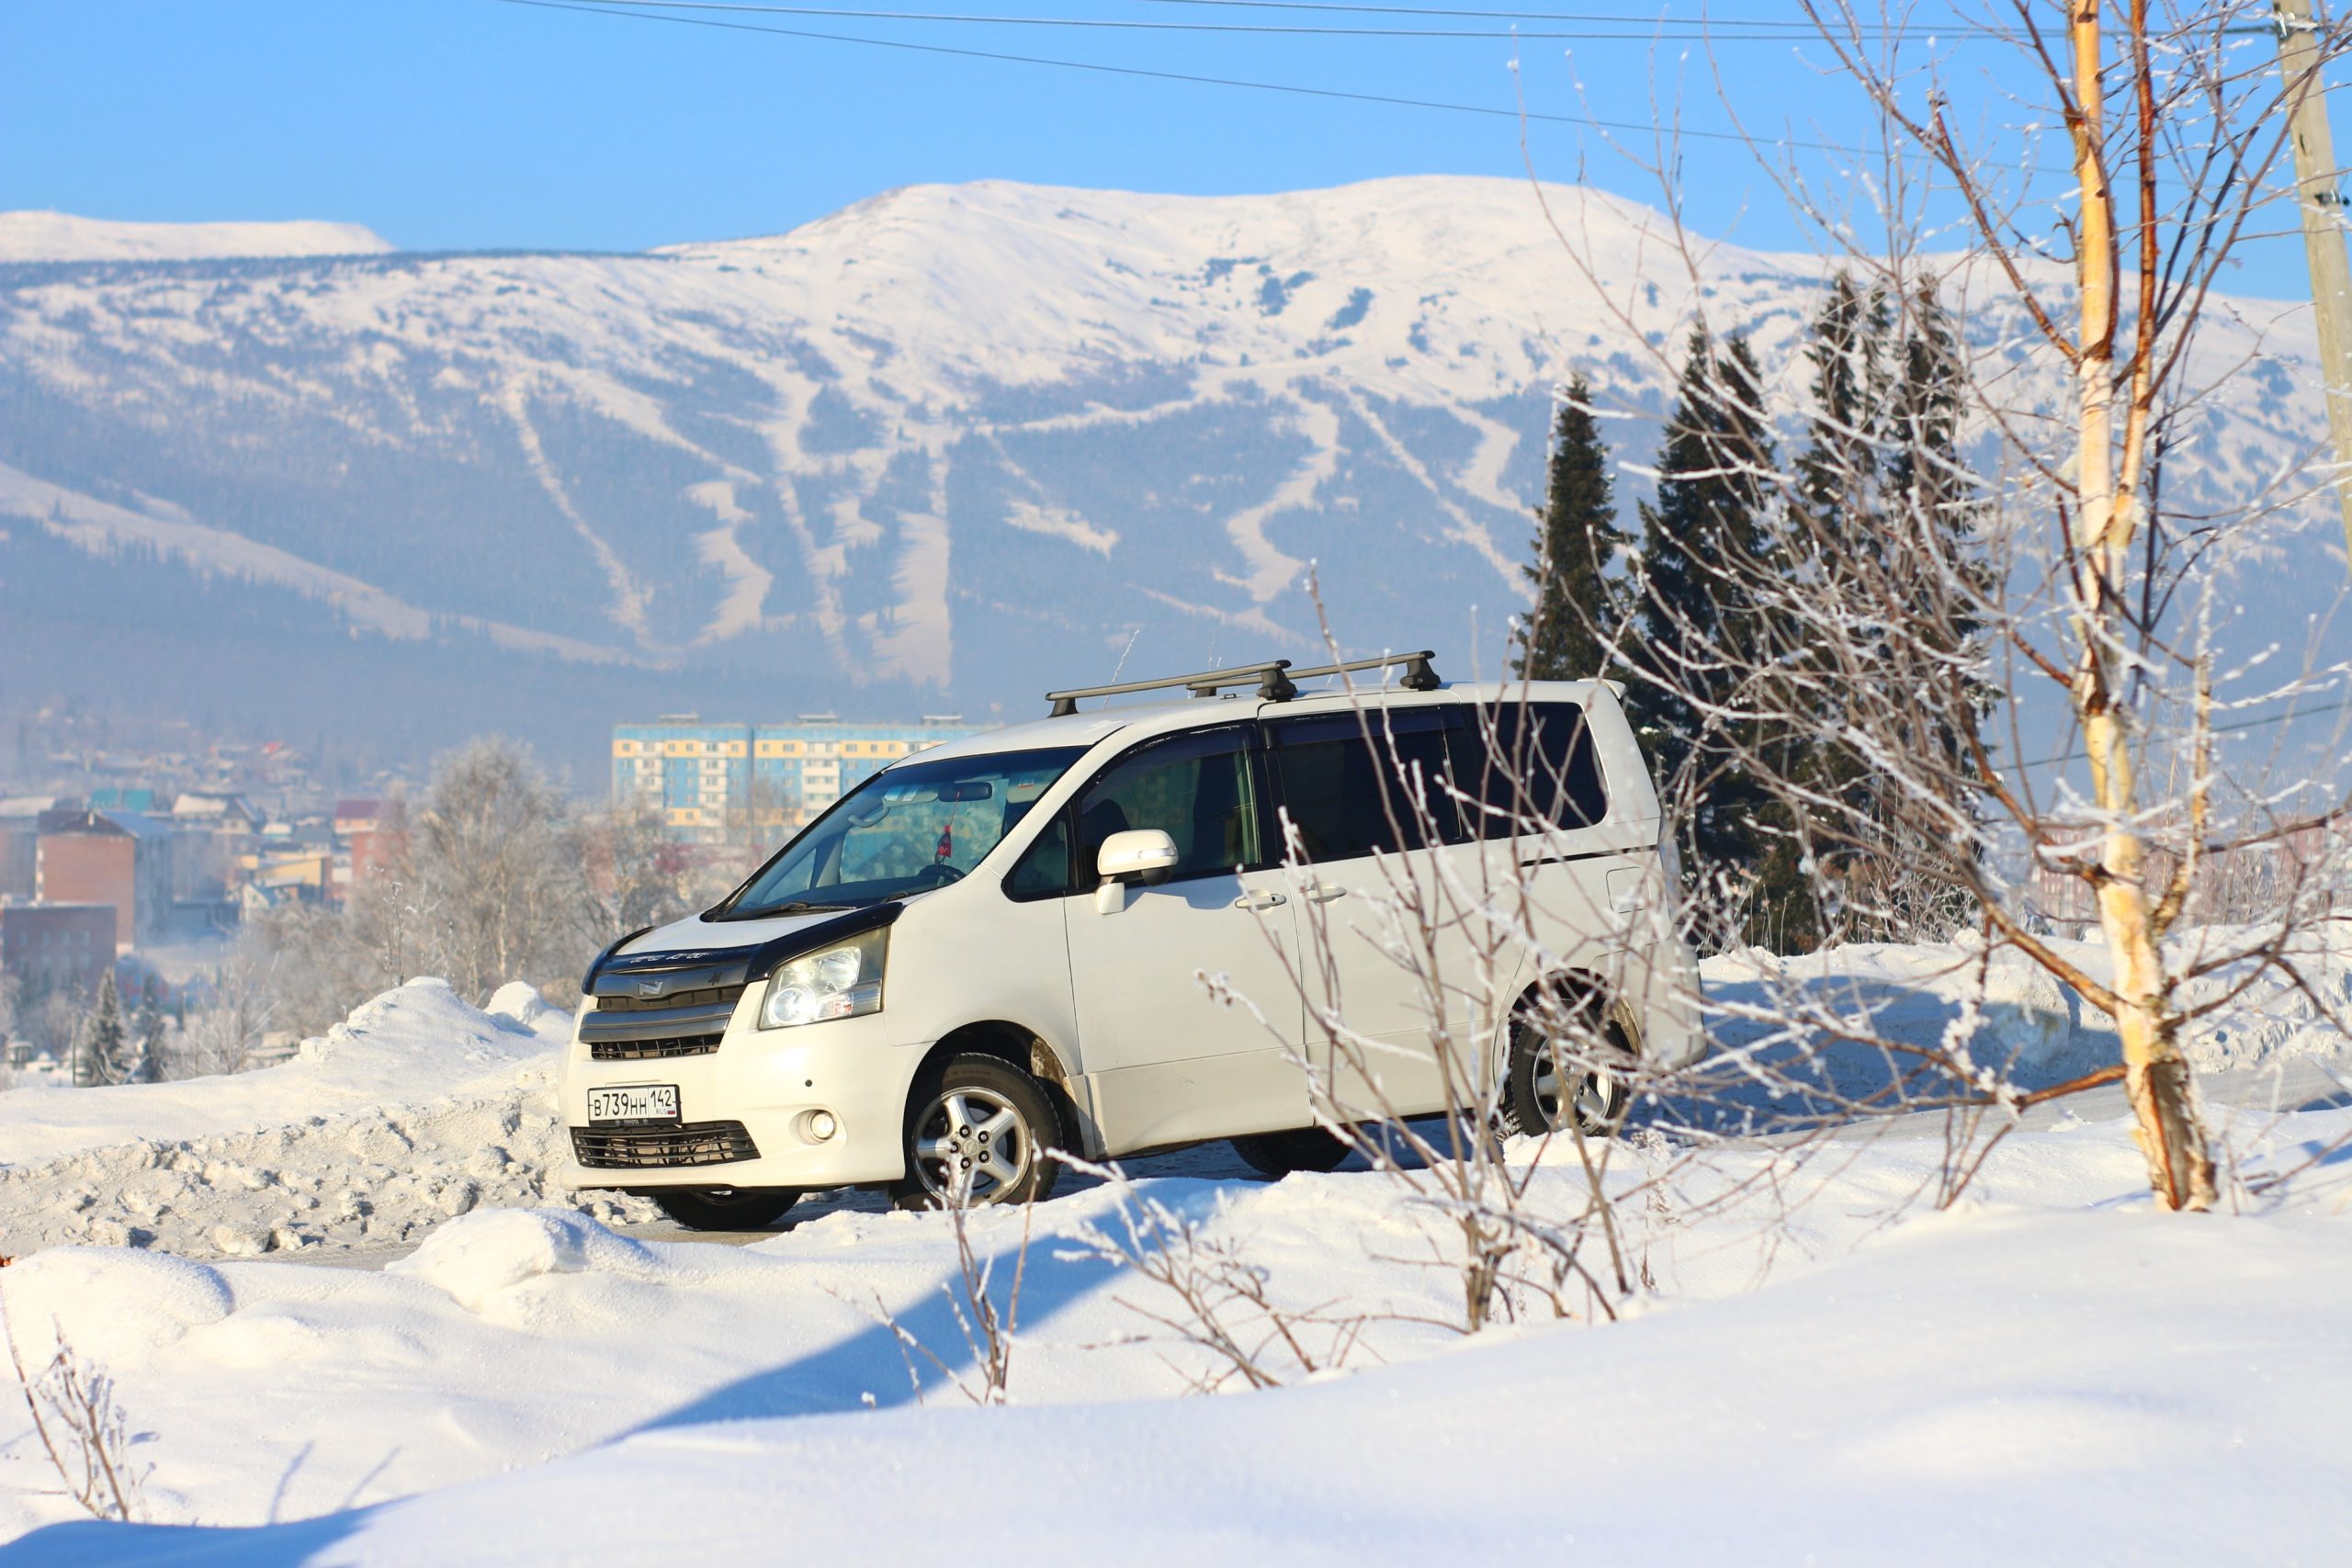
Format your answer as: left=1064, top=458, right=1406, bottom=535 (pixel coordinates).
left=594, top=983, right=747, bottom=1014
left=571, top=1120, right=760, bottom=1169
left=590, top=1033, right=724, bottom=1061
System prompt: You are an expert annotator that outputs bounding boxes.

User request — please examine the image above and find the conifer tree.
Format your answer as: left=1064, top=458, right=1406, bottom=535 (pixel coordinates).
left=85, top=971, right=130, bottom=1088
left=1795, top=273, right=1889, bottom=556
left=1514, top=377, right=1625, bottom=682
left=1874, top=281, right=1995, bottom=935
left=70, top=1015, right=96, bottom=1088
left=1626, top=327, right=1817, bottom=944
left=1785, top=276, right=1992, bottom=942
left=135, top=977, right=168, bottom=1084
left=1781, top=274, right=1894, bottom=943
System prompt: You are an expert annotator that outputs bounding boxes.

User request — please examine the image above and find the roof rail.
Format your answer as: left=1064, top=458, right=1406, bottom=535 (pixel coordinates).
left=1046, top=660, right=1297, bottom=716
left=1287, top=649, right=1442, bottom=692
left=1043, top=649, right=1442, bottom=716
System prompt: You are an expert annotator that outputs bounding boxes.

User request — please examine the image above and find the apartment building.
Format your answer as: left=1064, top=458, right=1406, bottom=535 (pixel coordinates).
left=612, top=714, right=977, bottom=844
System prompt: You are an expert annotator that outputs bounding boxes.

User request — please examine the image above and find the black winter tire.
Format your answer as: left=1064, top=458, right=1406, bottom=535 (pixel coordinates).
left=649, top=1187, right=800, bottom=1231
left=1499, top=996, right=1636, bottom=1140
left=892, top=1054, right=1064, bottom=1210
left=1229, top=1126, right=1351, bottom=1178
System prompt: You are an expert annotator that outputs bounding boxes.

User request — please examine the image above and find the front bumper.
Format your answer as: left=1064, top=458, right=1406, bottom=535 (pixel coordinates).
left=556, top=1005, right=927, bottom=1191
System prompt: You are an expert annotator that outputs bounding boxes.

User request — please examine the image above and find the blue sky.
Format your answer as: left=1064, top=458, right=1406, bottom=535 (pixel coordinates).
left=0, top=0, right=2328, bottom=299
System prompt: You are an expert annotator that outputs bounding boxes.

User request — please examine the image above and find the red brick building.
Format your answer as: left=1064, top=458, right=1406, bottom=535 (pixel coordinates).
left=0, top=903, right=118, bottom=998
left=36, top=809, right=173, bottom=950
left=334, top=798, right=400, bottom=896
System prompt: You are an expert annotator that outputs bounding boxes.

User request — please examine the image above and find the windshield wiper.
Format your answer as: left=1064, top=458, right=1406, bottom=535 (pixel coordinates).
left=760, top=900, right=855, bottom=917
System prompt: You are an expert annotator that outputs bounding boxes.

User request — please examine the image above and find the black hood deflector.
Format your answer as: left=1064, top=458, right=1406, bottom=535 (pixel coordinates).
left=583, top=902, right=905, bottom=998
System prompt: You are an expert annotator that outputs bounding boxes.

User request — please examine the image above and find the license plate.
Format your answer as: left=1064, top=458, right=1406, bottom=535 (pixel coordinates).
left=588, top=1084, right=680, bottom=1123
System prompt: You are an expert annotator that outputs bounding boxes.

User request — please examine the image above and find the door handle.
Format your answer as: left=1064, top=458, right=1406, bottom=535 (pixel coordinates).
left=1234, top=890, right=1288, bottom=911
left=1306, top=885, right=1348, bottom=904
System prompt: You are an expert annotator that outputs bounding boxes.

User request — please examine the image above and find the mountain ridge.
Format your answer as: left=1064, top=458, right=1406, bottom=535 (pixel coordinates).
left=1, top=176, right=2335, bottom=782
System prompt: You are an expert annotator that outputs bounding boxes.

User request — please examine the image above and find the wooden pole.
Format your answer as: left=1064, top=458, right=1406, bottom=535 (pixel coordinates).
left=2274, top=0, right=2352, bottom=577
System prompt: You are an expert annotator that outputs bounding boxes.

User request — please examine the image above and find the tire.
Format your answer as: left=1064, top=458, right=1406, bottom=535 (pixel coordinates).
left=1499, top=993, right=1636, bottom=1140
left=649, top=1186, right=800, bottom=1231
left=892, top=1054, right=1064, bottom=1210
left=1229, top=1126, right=1351, bottom=1178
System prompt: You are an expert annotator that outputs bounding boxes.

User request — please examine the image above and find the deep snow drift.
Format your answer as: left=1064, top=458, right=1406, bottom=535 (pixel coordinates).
left=0, top=981, right=653, bottom=1258
left=1, top=944, right=2347, bottom=1563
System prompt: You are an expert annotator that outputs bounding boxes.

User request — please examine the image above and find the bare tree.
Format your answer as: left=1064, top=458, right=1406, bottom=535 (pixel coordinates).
left=245, top=737, right=674, bottom=1034
left=1495, top=0, right=2352, bottom=1213
left=3, top=1310, right=145, bottom=1524
left=170, top=942, right=277, bottom=1079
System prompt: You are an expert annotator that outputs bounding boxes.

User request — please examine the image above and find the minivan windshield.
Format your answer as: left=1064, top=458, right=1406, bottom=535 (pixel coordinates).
left=714, top=747, right=1090, bottom=919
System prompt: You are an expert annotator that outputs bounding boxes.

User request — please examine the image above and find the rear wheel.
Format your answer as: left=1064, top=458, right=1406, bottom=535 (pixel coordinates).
left=1500, top=993, right=1636, bottom=1140
left=648, top=1187, right=800, bottom=1231
left=892, top=1054, right=1064, bottom=1209
left=1229, top=1125, right=1351, bottom=1178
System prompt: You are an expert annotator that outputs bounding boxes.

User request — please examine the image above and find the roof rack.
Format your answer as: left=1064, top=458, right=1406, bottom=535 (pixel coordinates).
left=1046, top=660, right=1297, bottom=717
left=1288, top=649, right=1442, bottom=692
left=1043, top=649, right=1442, bottom=716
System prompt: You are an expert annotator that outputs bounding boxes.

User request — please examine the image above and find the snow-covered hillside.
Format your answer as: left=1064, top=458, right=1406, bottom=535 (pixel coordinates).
left=0, top=209, right=390, bottom=263
left=0, top=179, right=2335, bottom=769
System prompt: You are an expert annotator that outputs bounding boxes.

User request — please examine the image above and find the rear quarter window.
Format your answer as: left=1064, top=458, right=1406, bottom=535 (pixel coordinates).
left=1451, top=702, right=1608, bottom=837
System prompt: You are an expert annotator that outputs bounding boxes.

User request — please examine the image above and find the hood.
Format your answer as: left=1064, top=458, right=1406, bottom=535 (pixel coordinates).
left=583, top=902, right=905, bottom=1000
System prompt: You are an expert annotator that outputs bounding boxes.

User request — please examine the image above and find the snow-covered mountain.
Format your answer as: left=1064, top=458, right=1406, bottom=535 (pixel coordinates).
left=0, top=209, right=391, bottom=264
left=0, top=177, right=2332, bottom=775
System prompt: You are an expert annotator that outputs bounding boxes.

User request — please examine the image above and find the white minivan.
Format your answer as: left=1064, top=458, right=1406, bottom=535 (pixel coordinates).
left=559, top=653, right=1704, bottom=1229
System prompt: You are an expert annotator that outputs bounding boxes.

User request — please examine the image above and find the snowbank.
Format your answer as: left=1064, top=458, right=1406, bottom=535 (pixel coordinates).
left=2, top=1106, right=2347, bottom=1562
left=1, top=946, right=2347, bottom=1560
left=1700, top=925, right=2352, bottom=1104
left=0, top=980, right=650, bottom=1258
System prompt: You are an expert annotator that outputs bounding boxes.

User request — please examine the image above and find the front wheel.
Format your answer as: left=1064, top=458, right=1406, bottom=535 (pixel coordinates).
left=892, top=1054, right=1064, bottom=1210
left=648, top=1186, right=800, bottom=1231
left=1499, top=999, right=1635, bottom=1140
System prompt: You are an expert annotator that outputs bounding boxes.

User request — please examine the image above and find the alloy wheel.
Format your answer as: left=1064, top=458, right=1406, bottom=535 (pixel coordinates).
left=911, top=1086, right=1032, bottom=1202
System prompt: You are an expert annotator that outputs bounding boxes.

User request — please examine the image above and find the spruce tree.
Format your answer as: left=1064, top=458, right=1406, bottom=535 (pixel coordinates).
left=1515, top=378, right=1626, bottom=682
left=1878, top=281, right=1995, bottom=935
left=70, top=1015, right=96, bottom=1088
left=1794, top=273, right=1889, bottom=557
left=135, top=977, right=168, bottom=1085
left=1781, top=274, right=1895, bottom=944
left=1626, top=327, right=1817, bottom=945
left=85, top=971, right=130, bottom=1088
left=1785, top=276, right=1992, bottom=943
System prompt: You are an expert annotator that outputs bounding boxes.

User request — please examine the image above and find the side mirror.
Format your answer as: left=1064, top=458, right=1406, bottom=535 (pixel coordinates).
left=1094, top=829, right=1178, bottom=914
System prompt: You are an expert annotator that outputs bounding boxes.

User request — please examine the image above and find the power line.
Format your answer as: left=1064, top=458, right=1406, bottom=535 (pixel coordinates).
left=565, top=0, right=1990, bottom=41
left=499, top=0, right=1883, bottom=147
left=1133, top=0, right=1980, bottom=26
left=2024, top=691, right=2352, bottom=771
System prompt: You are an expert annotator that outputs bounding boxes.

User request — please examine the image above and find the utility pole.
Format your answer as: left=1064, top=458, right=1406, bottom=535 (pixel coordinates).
left=2275, top=0, right=2352, bottom=577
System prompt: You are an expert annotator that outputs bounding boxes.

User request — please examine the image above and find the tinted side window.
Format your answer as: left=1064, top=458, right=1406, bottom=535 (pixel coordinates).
left=1451, top=702, right=1608, bottom=837
left=1003, top=809, right=1072, bottom=899
left=1073, top=727, right=1262, bottom=882
left=1265, top=707, right=1458, bottom=860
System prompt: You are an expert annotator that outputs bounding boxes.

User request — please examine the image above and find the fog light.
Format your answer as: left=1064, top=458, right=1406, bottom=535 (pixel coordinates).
left=808, top=1110, right=839, bottom=1142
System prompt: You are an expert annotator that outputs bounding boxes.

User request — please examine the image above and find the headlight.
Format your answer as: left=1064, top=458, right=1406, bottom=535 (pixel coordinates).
left=759, top=927, right=888, bottom=1030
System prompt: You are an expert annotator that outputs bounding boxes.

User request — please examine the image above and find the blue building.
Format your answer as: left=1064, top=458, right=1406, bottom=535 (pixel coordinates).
left=612, top=714, right=979, bottom=844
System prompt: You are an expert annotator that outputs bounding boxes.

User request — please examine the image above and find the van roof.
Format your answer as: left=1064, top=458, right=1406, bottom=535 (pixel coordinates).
left=903, top=678, right=1622, bottom=767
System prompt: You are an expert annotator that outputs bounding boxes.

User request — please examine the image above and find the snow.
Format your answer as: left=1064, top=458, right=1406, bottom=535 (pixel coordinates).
left=0, top=210, right=391, bottom=264
left=1, top=946, right=2348, bottom=1562
left=0, top=980, right=653, bottom=1258
left=0, top=460, right=639, bottom=667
